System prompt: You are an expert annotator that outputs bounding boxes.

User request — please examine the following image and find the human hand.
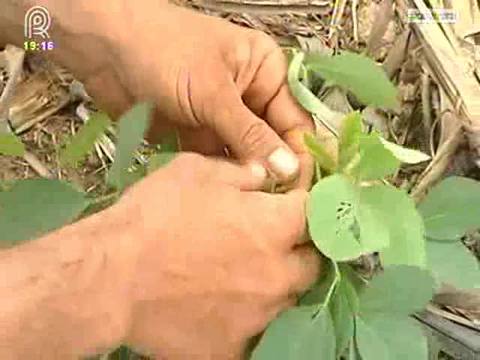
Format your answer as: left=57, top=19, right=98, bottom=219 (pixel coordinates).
left=111, top=154, right=321, bottom=359
left=72, top=2, right=329, bottom=188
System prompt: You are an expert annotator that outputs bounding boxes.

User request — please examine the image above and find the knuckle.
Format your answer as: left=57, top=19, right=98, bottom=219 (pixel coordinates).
left=267, top=280, right=289, bottom=300
left=249, top=30, right=285, bottom=69
left=169, top=153, right=211, bottom=179
left=265, top=262, right=291, bottom=297
left=248, top=30, right=277, bottom=51
left=272, top=193, right=307, bottom=241
left=229, top=39, right=252, bottom=70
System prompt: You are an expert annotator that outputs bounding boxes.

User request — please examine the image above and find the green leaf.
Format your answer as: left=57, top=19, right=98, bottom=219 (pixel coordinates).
left=108, top=102, right=152, bottom=191
left=341, top=272, right=361, bottom=315
left=379, top=138, right=430, bottom=164
left=304, top=133, right=336, bottom=173
left=426, top=240, right=479, bottom=289
left=356, top=315, right=428, bottom=360
left=338, top=112, right=363, bottom=171
left=0, top=179, right=89, bottom=244
left=158, top=131, right=179, bottom=152
left=356, top=316, right=389, bottom=359
left=418, top=177, right=480, bottom=240
left=330, top=277, right=358, bottom=356
left=359, top=265, right=434, bottom=316
left=59, top=112, right=111, bottom=167
left=147, top=152, right=177, bottom=173
left=308, top=174, right=390, bottom=261
left=251, top=306, right=336, bottom=360
left=147, top=132, right=179, bottom=173
left=122, top=165, right=147, bottom=188
left=288, top=51, right=338, bottom=130
left=288, top=51, right=322, bottom=114
left=360, top=185, right=427, bottom=267
left=0, top=132, right=25, bottom=156
left=353, top=133, right=400, bottom=180
left=306, top=51, right=399, bottom=109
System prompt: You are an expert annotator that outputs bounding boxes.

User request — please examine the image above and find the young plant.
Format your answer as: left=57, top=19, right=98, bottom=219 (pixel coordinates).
left=251, top=50, right=480, bottom=360
left=0, top=49, right=478, bottom=360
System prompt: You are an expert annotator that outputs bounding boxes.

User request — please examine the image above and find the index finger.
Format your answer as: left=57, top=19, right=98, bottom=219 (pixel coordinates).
left=242, top=47, right=314, bottom=188
left=265, top=84, right=315, bottom=189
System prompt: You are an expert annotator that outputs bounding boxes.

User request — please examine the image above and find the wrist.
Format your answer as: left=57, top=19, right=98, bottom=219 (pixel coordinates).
left=53, top=207, right=135, bottom=355
left=100, top=201, right=143, bottom=344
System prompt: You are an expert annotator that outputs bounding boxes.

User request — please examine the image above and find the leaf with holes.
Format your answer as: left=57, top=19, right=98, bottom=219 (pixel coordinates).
left=308, top=174, right=390, bottom=261
left=251, top=306, right=336, bottom=360
left=0, top=132, right=25, bottom=156
left=305, top=51, right=399, bottom=109
left=60, top=112, right=111, bottom=167
left=359, top=184, right=427, bottom=267
left=426, top=240, right=479, bottom=289
left=0, top=179, right=89, bottom=244
left=418, top=176, right=480, bottom=240
left=108, top=102, right=152, bottom=191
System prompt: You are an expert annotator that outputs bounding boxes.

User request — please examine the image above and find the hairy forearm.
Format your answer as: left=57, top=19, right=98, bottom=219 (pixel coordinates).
left=0, top=206, right=134, bottom=359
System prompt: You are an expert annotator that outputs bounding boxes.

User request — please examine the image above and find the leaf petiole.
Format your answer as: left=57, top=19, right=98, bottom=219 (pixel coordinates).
left=314, top=261, right=341, bottom=317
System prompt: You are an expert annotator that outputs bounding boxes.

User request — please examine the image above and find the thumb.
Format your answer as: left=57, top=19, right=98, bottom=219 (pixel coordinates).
left=209, top=86, right=300, bottom=183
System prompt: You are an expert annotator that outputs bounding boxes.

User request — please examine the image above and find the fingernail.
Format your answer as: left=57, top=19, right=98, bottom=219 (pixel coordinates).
left=249, top=162, right=267, bottom=180
left=267, top=147, right=299, bottom=180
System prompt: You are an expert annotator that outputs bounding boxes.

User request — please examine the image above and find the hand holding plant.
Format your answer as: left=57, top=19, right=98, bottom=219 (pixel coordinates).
left=47, top=1, right=327, bottom=186
left=115, top=154, right=321, bottom=358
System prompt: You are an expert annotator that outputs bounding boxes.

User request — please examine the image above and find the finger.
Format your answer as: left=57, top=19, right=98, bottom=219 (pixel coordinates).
left=273, top=189, right=309, bottom=248
left=265, top=83, right=337, bottom=161
left=287, top=245, right=323, bottom=295
left=282, top=128, right=315, bottom=190
left=204, top=157, right=269, bottom=191
left=242, top=44, right=318, bottom=190
left=265, top=84, right=314, bottom=139
left=208, top=82, right=300, bottom=183
left=165, top=153, right=267, bottom=191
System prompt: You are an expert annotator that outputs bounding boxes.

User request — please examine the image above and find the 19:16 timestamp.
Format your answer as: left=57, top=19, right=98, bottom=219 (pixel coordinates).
left=23, top=40, right=55, bottom=52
